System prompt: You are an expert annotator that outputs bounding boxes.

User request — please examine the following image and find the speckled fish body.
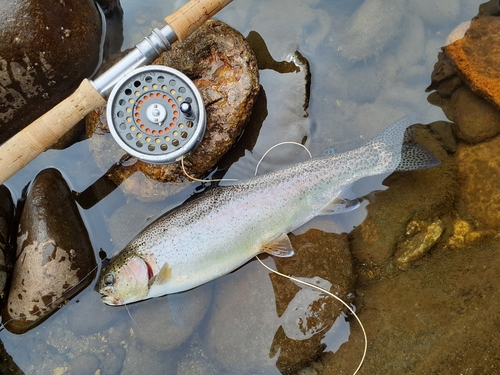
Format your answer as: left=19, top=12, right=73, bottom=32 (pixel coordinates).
left=98, top=116, right=438, bottom=305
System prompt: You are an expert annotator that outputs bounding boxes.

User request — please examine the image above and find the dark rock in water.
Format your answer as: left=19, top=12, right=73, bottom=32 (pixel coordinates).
left=455, top=135, right=500, bottom=231
left=86, top=20, right=259, bottom=201
left=0, top=339, right=23, bottom=375
left=0, top=185, right=14, bottom=295
left=4, top=168, right=96, bottom=334
left=0, top=0, right=103, bottom=147
left=204, top=229, right=354, bottom=374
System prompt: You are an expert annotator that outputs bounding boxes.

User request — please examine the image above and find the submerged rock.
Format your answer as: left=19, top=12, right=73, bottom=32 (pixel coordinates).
left=337, top=0, right=405, bottom=62
left=350, top=125, right=457, bottom=278
left=204, top=230, right=354, bottom=375
left=127, top=283, right=213, bottom=351
left=86, top=20, right=259, bottom=201
left=4, top=169, right=96, bottom=334
left=0, top=0, right=103, bottom=146
left=455, top=135, right=500, bottom=231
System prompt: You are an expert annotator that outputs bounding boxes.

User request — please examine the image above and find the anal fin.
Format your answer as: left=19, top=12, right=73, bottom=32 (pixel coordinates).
left=262, top=233, right=294, bottom=257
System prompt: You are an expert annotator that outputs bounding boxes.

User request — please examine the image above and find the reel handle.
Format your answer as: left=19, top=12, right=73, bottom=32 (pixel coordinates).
left=165, top=0, right=233, bottom=41
left=0, top=80, right=106, bottom=184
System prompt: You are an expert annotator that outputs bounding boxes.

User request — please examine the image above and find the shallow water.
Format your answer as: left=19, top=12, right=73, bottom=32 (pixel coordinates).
left=0, top=0, right=487, bottom=374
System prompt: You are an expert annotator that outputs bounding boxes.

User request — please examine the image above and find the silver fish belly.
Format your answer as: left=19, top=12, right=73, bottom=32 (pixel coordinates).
left=98, top=115, right=438, bottom=305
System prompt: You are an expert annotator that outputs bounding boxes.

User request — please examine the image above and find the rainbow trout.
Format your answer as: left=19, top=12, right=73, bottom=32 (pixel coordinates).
left=98, top=116, right=438, bottom=305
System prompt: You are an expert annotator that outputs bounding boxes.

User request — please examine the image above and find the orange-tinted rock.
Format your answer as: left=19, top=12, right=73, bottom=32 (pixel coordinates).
left=427, top=8, right=500, bottom=143
left=444, top=16, right=500, bottom=109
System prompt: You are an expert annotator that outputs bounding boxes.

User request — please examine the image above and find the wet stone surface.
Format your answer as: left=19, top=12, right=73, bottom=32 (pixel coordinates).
left=86, top=20, right=259, bottom=201
left=0, top=0, right=103, bottom=146
left=0, top=185, right=13, bottom=295
left=427, top=3, right=500, bottom=144
left=4, top=168, right=96, bottom=334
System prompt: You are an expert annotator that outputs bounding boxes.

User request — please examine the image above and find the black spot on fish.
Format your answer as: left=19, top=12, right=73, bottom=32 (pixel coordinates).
left=17, top=294, right=22, bottom=300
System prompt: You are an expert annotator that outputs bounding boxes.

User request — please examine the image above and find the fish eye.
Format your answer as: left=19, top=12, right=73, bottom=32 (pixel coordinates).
left=104, top=273, right=115, bottom=286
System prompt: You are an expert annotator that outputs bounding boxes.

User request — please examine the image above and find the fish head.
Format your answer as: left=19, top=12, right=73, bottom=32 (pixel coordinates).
left=98, top=252, right=152, bottom=306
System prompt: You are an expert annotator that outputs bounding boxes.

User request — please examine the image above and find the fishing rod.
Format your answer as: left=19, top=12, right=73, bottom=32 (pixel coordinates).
left=0, top=0, right=233, bottom=184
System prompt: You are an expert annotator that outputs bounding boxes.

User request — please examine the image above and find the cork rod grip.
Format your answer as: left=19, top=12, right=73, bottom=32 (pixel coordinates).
left=164, top=0, right=233, bottom=42
left=0, top=79, right=106, bottom=184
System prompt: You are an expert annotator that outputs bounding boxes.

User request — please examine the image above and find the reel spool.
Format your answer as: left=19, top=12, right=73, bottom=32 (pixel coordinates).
left=107, top=65, right=206, bottom=164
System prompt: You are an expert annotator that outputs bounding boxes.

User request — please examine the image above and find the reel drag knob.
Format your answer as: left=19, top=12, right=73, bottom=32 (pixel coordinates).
left=106, top=65, right=206, bottom=164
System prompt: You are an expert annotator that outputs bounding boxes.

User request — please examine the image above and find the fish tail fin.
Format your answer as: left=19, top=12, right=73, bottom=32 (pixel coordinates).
left=362, top=114, right=440, bottom=173
left=395, top=141, right=440, bottom=172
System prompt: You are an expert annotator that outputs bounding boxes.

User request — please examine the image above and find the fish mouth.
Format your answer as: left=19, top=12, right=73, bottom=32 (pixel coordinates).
left=100, top=293, right=123, bottom=306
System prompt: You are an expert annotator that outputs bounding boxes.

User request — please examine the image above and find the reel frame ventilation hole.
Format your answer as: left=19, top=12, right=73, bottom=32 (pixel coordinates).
left=107, top=65, right=206, bottom=164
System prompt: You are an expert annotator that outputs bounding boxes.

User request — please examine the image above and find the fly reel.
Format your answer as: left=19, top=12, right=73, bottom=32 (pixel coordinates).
left=106, top=65, right=206, bottom=164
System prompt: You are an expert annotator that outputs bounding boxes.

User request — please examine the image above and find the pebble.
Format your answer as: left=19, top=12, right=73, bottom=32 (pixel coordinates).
left=128, top=283, right=213, bottom=351
left=395, top=219, right=445, bottom=270
left=337, top=0, right=405, bottom=62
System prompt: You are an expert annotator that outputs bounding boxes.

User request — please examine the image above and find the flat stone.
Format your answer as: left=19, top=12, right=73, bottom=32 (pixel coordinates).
left=444, top=16, right=500, bottom=109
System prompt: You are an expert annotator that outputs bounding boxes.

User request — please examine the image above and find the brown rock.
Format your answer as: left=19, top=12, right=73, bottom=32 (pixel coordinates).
left=4, top=168, right=96, bottom=334
left=0, top=0, right=103, bottom=146
left=455, top=135, right=500, bottom=230
left=86, top=20, right=259, bottom=201
left=321, top=237, right=500, bottom=374
left=427, top=8, right=500, bottom=143
left=445, top=16, right=500, bottom=109
left=349, top=126, right=457, bottom=277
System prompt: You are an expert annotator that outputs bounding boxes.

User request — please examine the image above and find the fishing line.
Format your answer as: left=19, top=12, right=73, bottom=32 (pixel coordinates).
left=180, top=155, right=238, bottom=183
left=252, top=142, right=366, bottom=374
left=255, top=255, right=367, bottom=375
left=254, top=141, right=312, bottom=175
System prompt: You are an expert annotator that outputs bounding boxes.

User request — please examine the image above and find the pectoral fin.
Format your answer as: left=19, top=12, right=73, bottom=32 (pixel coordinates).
left=262, top=233, right=294, bottom=257
left=148, top=262, right=172, bottom=287
left=319, top=196, right=360, bottom=215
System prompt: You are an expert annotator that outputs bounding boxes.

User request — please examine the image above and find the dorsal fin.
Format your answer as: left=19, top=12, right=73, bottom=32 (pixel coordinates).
left=262, top=233, right=294, bottom=257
